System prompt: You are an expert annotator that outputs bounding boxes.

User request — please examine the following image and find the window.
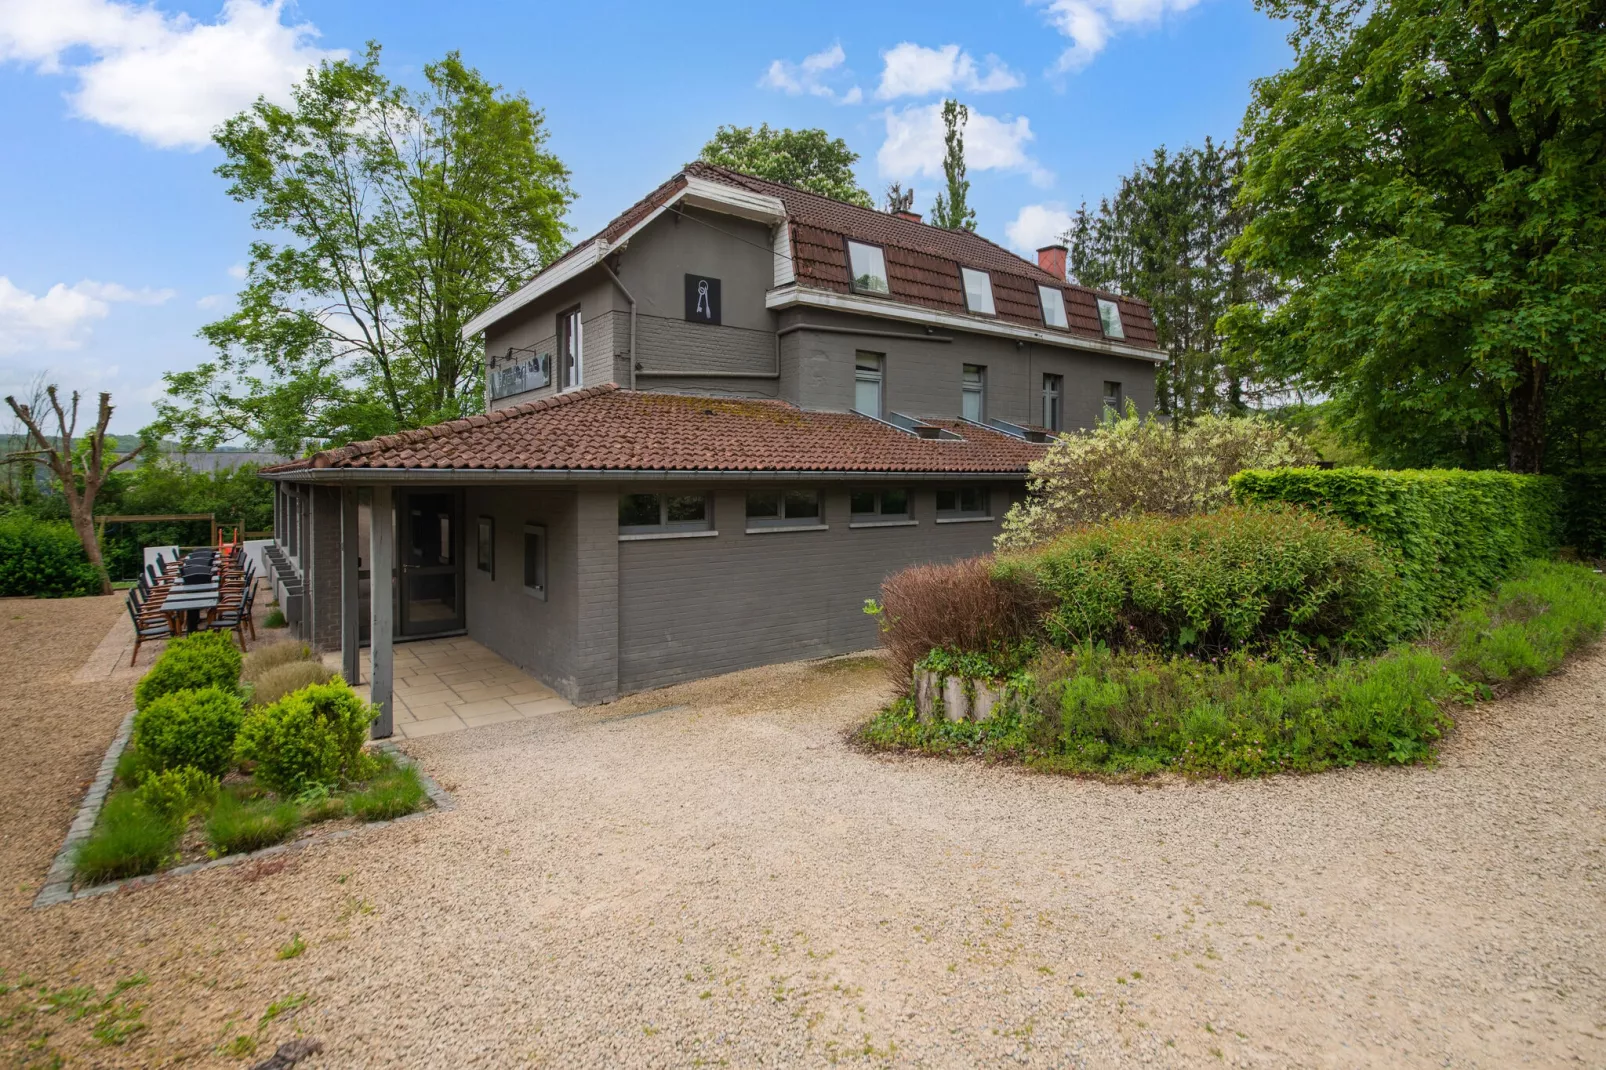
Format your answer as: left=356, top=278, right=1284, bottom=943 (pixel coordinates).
left=1103, top=381, right=1123, bottom=411
left=1096, top=297, right=1125, bottom=339
left=559, top=306, right=584, bottom=388
left=854, top=352, right=883, bottom=416
left=849, top=487, right=911, bottom=524
left=847, top=241, right=890, bottom=295
left=961, top=364, right=985, bottom=423
left=618, top=491, right=712, bottom=535
left=961, top=268, right=995, bottom=315
left=476, top=516, right=495, bottom=576
left=522, top=524, right=546, bottom=599
left=1041, top=374, right=1063, bottom=432
left=1038, top=285, right=1068, bottom=329
left=746, top=488, right=823, bottom=530
left=936, top=486, right=990, bottom=521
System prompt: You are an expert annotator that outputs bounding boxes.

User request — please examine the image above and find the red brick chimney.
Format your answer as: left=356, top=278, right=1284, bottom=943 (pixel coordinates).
left=894, top=209, right=922, bottom=223
left=1037, top=244, right=1067, bottom=280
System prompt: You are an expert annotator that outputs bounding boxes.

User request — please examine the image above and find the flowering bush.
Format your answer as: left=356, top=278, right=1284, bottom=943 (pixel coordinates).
left=997, top=407, right=1315, bottom=551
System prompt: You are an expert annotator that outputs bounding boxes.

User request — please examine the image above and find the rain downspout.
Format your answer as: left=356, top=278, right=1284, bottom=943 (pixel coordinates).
left=599, top=257, right=637, bottom=389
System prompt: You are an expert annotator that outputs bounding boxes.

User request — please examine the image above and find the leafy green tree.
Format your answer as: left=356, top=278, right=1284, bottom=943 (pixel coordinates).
left=929, top=99, right=976, bottom=231
left=699, top=124, right=873, bottom=206
left=1066, top=140, right=1276, bottom=418
left=157, top=44, right=573, bottom=454
left=1224, top=0, right=1606, bottom=473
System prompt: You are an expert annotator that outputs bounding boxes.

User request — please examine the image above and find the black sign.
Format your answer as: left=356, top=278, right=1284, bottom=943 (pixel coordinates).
left=491, top=350, right=550, bottom=400
left=684, top=274, right=721, bottom=325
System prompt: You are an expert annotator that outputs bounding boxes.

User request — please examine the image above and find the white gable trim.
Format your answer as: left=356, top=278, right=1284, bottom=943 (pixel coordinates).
left=463, top=243, right=602, bottom=338
left=765, top=285, right=1169, bottom=363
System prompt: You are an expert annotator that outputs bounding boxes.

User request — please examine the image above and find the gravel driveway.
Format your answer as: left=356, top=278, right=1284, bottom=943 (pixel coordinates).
left=3, top=596, right=1603, bottom=1068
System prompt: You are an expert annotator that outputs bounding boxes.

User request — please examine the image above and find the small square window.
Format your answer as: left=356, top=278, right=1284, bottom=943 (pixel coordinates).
left=618, top=492, right=713, bottom=534
left=936, top=486, right=989, bottom=520
left=666, top=494, right=706, bottom=525
left=619, top=493, right=659, bottom=529
left=850, top=487, right=911, bottom=521
left=847, top=241, right=890, bottom=295
left=1038, top=285, right=1068, bottom=329
left=746, top=490, right=780, bottom=519
left=523, top=524, right=547, bottom=599
left=1096, top=298, right=1125, bottom=338
left=746, top=488, right=823, bottom=530
left=1103, top=381, right=1123, bottom=411
left=961, top=268, right=995, bottom=315
left=476, top=516, right=494, bottom=576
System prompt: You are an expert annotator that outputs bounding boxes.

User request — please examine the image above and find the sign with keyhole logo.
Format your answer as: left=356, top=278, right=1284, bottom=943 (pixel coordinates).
left=684, top=274, right=722, bottom=325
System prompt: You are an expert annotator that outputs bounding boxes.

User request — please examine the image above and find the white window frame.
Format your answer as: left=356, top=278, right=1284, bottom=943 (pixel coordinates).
left=744, top=488, right=827, bottom=533
left=854, top=351, right=884, bottom=417
left=522, top=523, right=547, bottom=600
left=1096, top=298, right=1125, bottom=339
left=617, top=491, right=715, bottom=539
left=848, top=487, right=916, bottom=528
left=961, top=268, right=996, bottom=316
left=961, top=364, right=985, bottom=423
left=1042, top=373, right=1063, bottom=432
left=1038, top=285, right=1068, bottom=329
left=559, top=306, right=584, bottom=389
left=935, top=485, right=992, bottom=523
left=847, top=240, right=891, bottom=296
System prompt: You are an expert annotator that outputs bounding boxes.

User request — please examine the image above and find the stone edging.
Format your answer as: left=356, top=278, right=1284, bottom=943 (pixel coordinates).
left=32, top=722, right=454, bottom=910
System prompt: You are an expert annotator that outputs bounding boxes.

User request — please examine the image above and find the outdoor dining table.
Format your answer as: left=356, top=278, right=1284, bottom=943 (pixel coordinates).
left=158, top=588, right=222, bottom=636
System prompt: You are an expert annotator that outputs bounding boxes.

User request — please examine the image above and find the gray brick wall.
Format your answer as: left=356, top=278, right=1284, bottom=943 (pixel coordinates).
left=573, top=486, right=620, bottom=702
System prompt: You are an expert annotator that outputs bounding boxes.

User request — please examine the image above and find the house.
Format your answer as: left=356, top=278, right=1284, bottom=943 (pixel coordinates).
left=261, top=162, right=1165, bottom=735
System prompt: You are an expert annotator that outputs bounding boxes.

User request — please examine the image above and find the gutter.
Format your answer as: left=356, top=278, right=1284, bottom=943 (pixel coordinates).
left=261, top=467, right=1033, bottom=486
left=598, top=257, right=637, bottom=390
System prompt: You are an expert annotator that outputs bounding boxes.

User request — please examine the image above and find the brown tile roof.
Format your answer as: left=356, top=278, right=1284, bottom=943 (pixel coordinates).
left=266, top=385, right=1048, bottom=476
left=683, top=163, right=1160, bottom=349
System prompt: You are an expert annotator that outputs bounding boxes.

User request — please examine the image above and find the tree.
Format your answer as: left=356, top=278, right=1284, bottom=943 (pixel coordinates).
left=929, top=99, right=976, bottom=231
left=699, top=124, right=874, bottom=207
left=1064, top=140, right=1279, bottom=419
left=1224, top=0, right=1606, bottom=473
left=4, top=387, right=144, bottom=595
left=157, top=44, right=574, bottom=454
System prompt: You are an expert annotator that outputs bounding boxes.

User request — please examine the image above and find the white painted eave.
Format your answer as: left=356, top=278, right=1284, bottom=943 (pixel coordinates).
left=766, top=284, right=1169, bottom=364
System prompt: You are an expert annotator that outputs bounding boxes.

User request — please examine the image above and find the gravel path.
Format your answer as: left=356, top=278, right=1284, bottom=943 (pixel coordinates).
left=2, top=600, right=1603, bottom=1068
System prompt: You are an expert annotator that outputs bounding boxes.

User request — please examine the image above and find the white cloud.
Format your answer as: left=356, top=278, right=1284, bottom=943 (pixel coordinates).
left=877, top=102, right=1053, bottom=187
left=196, top=294, right=225, bottom=310
left=1005, top=203, right=1076, bottom=253
left=0, top=0, right=344, bottom=150
left=758, top=43, right=863, bottom=104
left=1038, top=0, right=1203, bottom=73
left=227, top=262, right=248, bottom=280
left=875, top=43, right=1024, bottom=100
left=0, top=277, right=174, bottom=353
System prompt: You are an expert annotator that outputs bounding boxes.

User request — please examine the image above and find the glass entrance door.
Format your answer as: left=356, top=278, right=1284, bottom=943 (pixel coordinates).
left=399, top=490, right=464, bottom=636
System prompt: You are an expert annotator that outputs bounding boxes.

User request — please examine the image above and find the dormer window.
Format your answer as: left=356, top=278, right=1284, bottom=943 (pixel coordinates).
left=1038, top=286, right=1068, bottom=329
left=847, top=241, right=890, bottom=295
left=961, top=268, right=995, bottom=315
left=1097, top=298, right=1125, bottom=339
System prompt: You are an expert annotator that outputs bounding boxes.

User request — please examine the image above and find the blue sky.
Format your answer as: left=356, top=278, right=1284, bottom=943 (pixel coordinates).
left=0, top=0, right=1290, bottom=434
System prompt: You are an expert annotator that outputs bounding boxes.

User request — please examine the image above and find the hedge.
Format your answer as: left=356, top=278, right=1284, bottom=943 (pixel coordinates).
left=1562, top=468, right=1606, bottom=557
left=0, top=513, right=101, bottom=597
left=134, top=630, right=244, bottom=711
left=1230, top=468, right=1561, bottom=625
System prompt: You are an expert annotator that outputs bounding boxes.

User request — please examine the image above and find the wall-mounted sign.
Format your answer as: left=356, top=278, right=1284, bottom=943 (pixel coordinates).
left=684, top=274, right=722, bottom=325
left=491, top=350, right=551, bottom=400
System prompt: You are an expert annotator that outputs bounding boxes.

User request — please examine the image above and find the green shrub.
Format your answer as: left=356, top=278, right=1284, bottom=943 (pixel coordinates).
left=248, top=660, right=335, bottom=708
left=345, top=764, right=426, bottom=821
left=1447, top=559, right=1606, bottom=684
left=113, top=744, right=153, bottom=789
left=132, top=687, right=244, bottom=777
left=241, top=639, right=314, bottom=683
left=1231, top=467, right=1563, bottom=625
left=233, top=680, right=377, bottom=794
left=75, top=793, right=178, bottom=883
left=996, top=505, right=1403, bottom=657
left=133, top=630, right=243, bottom=711
left=263, top=608, right=288, bottom=629
left=205, top=794, right=300, bottom=855
left=132, top=766, right=219, bottom=822
left=0, top=513, right=101, bottom=597
left=1562, top=468, right=1606, bottom=557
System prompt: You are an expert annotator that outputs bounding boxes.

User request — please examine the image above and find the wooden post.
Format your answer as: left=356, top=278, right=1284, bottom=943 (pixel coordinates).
left=340, top=486, right=361, bottom=687
left=369, top=484, right=395, bottom=739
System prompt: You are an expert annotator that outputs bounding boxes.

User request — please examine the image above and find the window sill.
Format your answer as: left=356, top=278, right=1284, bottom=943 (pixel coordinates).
left=745, top=524, right=829, bottom=535
left=523, top=585, right=547, bottom=602
left=618, top=530, right=718, bottom=542
left=935, top=515, right=995, bottom=524
left=848, top=519, right=917, bottom=529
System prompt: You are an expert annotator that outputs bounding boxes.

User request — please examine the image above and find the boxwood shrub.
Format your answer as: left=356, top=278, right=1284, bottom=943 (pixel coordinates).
left=234, top=679, right=377, bottom=794
left=0, top=513, right=100, bottom=597
left=1230, top=467, right=1562, bottom=625
left=133, top=630, right=243, bottom=711
left=132, top=686, right=244, bottom=777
